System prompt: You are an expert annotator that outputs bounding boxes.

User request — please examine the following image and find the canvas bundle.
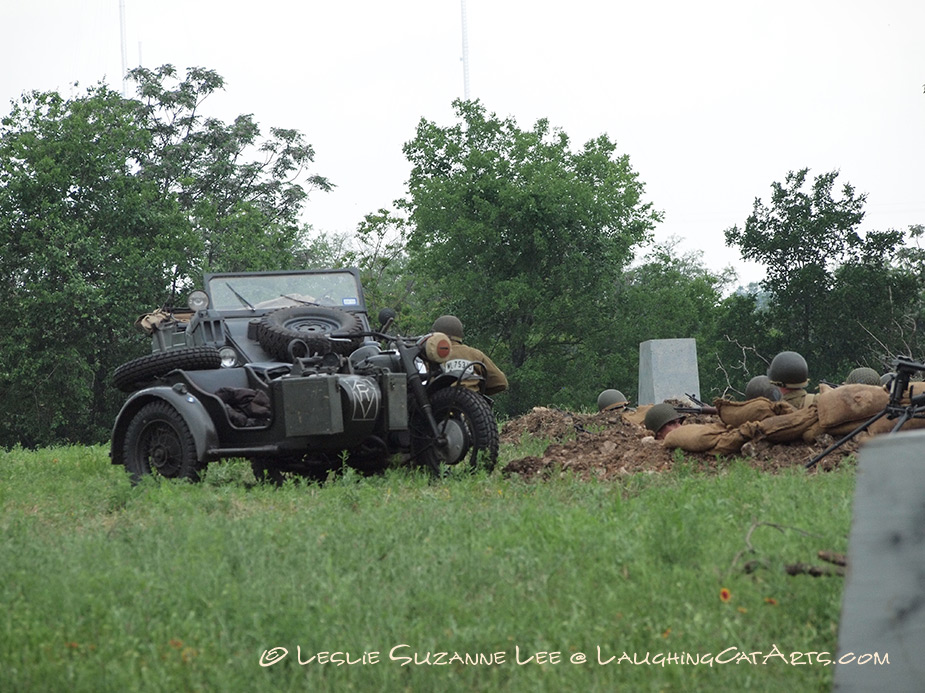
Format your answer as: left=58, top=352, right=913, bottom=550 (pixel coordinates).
left=757, top=405, right=819, bottom=443
left=663, top=421, right=760, bottom=455
left=714, top=398, right=795, bottom=427
left=815, top=384, right=889, bottom=428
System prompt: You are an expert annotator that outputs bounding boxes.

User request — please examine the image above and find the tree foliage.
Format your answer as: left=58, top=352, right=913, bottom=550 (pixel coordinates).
left=0, top=67, right=330, bottom=447
left=398, top=100, right=661, bottom=412
left=724, top=169, right=923, bottom=384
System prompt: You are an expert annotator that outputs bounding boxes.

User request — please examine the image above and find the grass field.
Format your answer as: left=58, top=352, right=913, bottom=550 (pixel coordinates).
left=0, top=441, right=857, bottom=692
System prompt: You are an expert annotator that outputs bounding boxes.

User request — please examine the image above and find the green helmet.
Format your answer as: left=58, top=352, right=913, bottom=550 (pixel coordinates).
left=768, top=351, right=809, bottom=388
left=431, top=315, right=463, bottom=340
left=597, top=389, right=628, bottom=412
left=744, top=375, right=781, bottom=401
left=644, top=403, right=683, bottom=435
left=844, top=367, right=880, bottom=386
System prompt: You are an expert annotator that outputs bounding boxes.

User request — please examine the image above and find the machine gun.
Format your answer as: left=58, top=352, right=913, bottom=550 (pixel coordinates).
left=806, top=355, right=925, bottom=469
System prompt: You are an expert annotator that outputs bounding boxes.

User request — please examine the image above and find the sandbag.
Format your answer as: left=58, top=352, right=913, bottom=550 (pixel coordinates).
left=663, top=423, right=729, bottom=452
left=815, top=384, right=889, bottom=428
left=714, top=397, right=795, bottom=427
left=663, top=421, right=760, bottom=455
left=757, top=405, right=819, bottom=443
left=622, top=405, right=651, bottom=428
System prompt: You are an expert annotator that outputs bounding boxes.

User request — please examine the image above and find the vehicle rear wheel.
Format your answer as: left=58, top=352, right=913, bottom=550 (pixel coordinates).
left=409, top=387, right=499, bottom=474
left=112, top=346, right=222, bottom=392
left=122, top=401, right=201, bottom=484
left=256, top=305, right=364, bottom=361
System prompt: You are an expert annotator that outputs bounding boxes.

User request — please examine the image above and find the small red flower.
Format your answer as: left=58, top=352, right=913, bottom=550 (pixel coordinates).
left=764, top=597, right=778, bottom=605
left=720, top=588, right=732, bottom=602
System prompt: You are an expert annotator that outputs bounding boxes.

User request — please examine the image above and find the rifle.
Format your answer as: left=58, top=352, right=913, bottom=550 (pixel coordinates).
left=676, top=393, right=719, bottom=416
left=806, top=355, right=925, bottom=469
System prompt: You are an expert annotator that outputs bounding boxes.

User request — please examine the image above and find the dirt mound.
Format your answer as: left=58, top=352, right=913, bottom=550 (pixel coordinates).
left=500, top=407, right=858, bottom=481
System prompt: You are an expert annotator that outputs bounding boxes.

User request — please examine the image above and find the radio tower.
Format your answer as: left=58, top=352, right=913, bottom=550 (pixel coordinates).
left=119, top=0, right=128, bottom=96
left=460, top=0, right=471, bottom=100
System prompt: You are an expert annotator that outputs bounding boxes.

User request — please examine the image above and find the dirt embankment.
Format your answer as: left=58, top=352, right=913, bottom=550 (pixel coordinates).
left=499, top=407, right=857, bottom=481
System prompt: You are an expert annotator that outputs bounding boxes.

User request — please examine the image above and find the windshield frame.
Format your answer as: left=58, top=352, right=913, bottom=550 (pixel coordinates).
left=202, top=269, right=368, bottom=317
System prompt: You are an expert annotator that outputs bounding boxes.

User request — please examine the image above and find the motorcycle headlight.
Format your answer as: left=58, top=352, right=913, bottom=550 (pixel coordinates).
left=218, top=347, right=238, bottom=368
left=188, top=290, right=209, bottom=311
left=424, top=332, right=453, bottom=363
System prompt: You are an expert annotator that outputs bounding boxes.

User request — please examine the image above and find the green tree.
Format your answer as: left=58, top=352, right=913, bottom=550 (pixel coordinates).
left=608, top=243, right=734, bottom=402
left=399, top=100, right=661, bottom=413
left=724, top=169, right=862, bottom=370
left=0, top=67, right=332, bottom=447
left=724, top=169, right=921, bottom=383
left=0, top=85, right=187, bottom=446
left=130, top=65, right=333, bottom=287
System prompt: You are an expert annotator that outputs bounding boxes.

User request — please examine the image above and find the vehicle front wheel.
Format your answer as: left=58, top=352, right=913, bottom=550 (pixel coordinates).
left=410, top=387, right=499, bottom=474
left=122, top=401, right=201, bottom=484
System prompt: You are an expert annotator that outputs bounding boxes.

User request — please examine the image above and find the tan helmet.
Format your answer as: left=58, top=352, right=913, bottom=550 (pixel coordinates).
left=768, top=351, right=809, bottom=388
left=431, top=315, right=463, bottom=340
left=644, top=403, right=683, bottom=435
left=844, top=367, right=880, bottom=386
left=597, top=389, right=628, bottom=412
left=745, top=375, right=781, bottom=401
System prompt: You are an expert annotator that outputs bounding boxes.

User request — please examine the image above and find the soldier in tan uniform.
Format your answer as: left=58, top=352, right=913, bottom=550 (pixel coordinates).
left=597, top=389, right=629, bottom=412
left=644, top=403, right=685, bottom=440
left=768, top=350, right=815, bottom=408
left=431, top=315, right=508, bottom=396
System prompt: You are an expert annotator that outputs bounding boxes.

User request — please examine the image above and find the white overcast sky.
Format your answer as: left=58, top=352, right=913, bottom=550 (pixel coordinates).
left=2, top=1, right=924, bottom=287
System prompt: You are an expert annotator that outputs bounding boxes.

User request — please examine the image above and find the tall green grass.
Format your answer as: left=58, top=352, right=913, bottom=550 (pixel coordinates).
left=0, top=444, right=855, bottom=692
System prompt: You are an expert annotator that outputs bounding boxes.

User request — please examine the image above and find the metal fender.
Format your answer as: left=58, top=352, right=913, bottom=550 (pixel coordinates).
left=110, top=384, right=219, bottom=467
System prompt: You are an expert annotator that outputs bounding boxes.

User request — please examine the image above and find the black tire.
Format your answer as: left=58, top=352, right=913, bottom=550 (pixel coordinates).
left=122, top=401, right=201, bottom=484
left=410, top=387, right=500, bottom=474
left=113, top=346, right=222, bottom=392
left=256, top=305, right=364, bottom=361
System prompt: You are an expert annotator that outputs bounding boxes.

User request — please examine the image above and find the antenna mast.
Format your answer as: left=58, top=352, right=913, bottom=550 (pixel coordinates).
left=119, top=0, right=128, bottom=96
left=460, top=0, right=470, bottom=100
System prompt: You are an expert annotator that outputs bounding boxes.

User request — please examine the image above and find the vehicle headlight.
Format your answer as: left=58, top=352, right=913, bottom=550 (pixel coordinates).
left=424, top=332, right=453, bottom=363
left=218, top=347, right=238, bottom=368
left=188, top=290, right=209, bottom=311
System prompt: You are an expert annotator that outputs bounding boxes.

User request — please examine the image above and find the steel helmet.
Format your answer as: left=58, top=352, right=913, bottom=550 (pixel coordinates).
left=431, top=315, right=463, bottom=340
left=768, top=351, right=809, bottom=388
left=644, top=403, right=683, bottom=435
left=597, top=389, right=629, bottom=412
left=744, top=375, right=781, bottom=401
left=844, top=367, right=880, bottom=386
left=880, top=372, right=896, bottom=387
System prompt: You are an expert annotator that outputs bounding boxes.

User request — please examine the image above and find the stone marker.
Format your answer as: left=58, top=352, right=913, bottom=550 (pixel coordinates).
left=834, top=429, right=925, bottom=691
left=637, top=338, right=701, bottom=405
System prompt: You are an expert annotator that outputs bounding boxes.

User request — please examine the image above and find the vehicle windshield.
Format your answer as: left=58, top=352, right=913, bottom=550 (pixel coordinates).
left=205, top=271, right=364, bottom=313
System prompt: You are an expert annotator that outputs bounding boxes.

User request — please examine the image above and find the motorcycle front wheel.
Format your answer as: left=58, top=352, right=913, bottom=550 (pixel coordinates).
left=409, top=387, right=499, bottom=474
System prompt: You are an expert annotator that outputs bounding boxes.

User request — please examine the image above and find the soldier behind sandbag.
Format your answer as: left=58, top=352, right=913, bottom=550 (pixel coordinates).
left=768, top=350, right=815, bottom=408
left=597, top=389, right=630, bottom=413
left=843, top=366, right=881, bottom=386
left=744, top=374, right=782, bottom=401
left=431, top=315, right=509, bottom=396
left=643, top=402, right=685, bottom=440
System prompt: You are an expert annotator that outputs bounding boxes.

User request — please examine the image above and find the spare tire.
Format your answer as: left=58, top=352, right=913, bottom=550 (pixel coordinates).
left=256, top=305, right=364, bottom=361
left=112, top=346, right=222, bottom=392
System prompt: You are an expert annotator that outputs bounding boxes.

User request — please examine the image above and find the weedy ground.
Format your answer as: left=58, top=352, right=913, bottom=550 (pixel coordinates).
left=0, top=430, right=855, bottom=693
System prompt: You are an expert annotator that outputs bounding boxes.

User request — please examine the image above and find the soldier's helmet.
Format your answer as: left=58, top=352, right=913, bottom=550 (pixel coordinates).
left=768, top=351, right=809, bottom=388
left=597, top=389, right=629, bottom=412
left=745, top=375, right=781, bottom=401
left=644, top=403, right=683, bottom=435
left=431, top=315, right=463, bottom=340
left=880, top=372, right=896, bottom=388
left=844, top=367, right=881, bottom=386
